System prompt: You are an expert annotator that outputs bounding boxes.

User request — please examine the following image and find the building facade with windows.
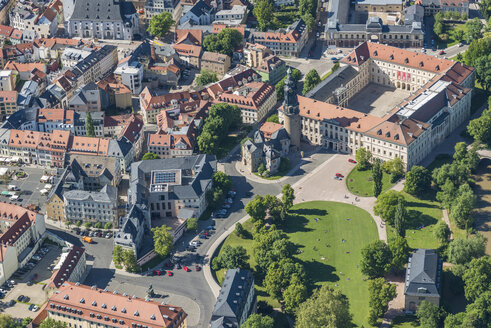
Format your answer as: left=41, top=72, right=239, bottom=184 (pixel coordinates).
left=32, top=282, right=187, bottom=328
left=0, top=203, right=46, bottom=285
left=250, top=19, right=308, bottom=57
left=63, top=185, right=118, bottom=225
left=279, top=41, right=474, bottom=169
left=67, top=0, right=139, bottom=40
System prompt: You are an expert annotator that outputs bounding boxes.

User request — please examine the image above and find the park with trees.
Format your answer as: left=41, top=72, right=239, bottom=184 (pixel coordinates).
left=212, top=181, right=380, bottom=327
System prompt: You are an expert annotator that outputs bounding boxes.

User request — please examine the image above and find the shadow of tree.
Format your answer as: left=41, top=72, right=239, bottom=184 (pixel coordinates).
left=289, top=208, right=328, bottom=217
left=283, top=214, right=312, bottom=233
left=406, top=210, right=438, bottom=230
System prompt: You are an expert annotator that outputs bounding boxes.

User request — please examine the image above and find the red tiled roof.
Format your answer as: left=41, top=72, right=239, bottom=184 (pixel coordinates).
left=37, top=282, right=187, bottom=328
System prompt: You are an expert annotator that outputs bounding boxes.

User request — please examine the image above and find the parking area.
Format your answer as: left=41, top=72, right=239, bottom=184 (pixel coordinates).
left=0, top=243, right=62, bottom=318
left=0, top=165, right=56, bottom=210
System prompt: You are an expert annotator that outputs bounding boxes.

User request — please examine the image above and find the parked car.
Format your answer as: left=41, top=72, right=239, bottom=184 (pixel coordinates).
left=222, top=204, right=231, bottom=209
left=8, top=300, right=15, bottom=307
left=8, top=280, right=15, bottom=285
left=198, top=234, right=207, bottom=239
left=32, top=305, right=39, bottom=312
left=152, top=270, right=162, bottom=276
left=348, top=159, right=357, bottom=164
left=28, top=304, right=35, bottom=311
left=195, top=265, right=201, bottom=271
left=183, top=266, right=191, bottom=272
left=228, top=190, right=236, bottom=198
left=333, top=176, right=342, bottom=180
left=225, top=198, right=233, bottom=204
left=205, top=225, right=215, bottom=230
left=167, top=271, right=173, bottom=276
left=32, top=256, right=41, bottom=261
left=105, top=233, right=111, bottom=239
left=176, top=263, right=182, bottom=270
left=335, top=173, right=344, bottom=178
left=439, top=50, right=445, bottom=55
left=17, top=295, right=24, bottom=302
left=26, top=281, right=33, bottom=286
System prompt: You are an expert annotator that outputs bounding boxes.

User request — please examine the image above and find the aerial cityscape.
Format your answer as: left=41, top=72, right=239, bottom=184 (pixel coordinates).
left=0, top=0, right=489, bottom=327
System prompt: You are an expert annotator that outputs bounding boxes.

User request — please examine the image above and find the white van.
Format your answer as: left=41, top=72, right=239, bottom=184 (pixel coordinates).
left=7, top=185, right=19, bottom=191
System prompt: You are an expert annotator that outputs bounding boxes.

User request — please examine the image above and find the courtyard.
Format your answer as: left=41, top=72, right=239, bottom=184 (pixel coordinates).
left=213, top=201, right=379, bottom=327
left=347, top=83, right=410, bottom=117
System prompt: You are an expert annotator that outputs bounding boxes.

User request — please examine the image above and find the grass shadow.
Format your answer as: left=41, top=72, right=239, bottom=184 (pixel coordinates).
left=406, top=210, right=438, bottom=230
left=283, top=214, right=313, bottom=233
left=298, top=258, right=339, bottom=287
left=391, top=315, right=419, bottom=327
left=289, top=208, right=327, bottom=217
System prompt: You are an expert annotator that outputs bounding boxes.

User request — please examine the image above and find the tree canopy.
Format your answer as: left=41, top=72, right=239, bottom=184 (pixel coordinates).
left=39, top=318, right=67, bottom=328
left=203, top=28, right=242, bottom=57
left=360, top=240, right=392, bottom=278
left=373, top=190, right=406, bottom=226
left=212, top=245, right=249, bottom=271
left=404, top=165, right=431, bottom=195
left=302, top=69, right=321, bottom=95
left=447, top=234, right=487, bottom=265
left=86, top=112, right=95, bottom=137
left=152, top=225, right=173, bottom=257
left=368, top=278, right=397, bottom=325
left=197, top=103, right=242, bottom=154
left=142, top=152, right=160, bottom=160
left=355, top=148, right=372, bottom=170
left=242, top=314, right=274, bottom=328
left=281, top=184, right=295, bottom=211
left=253, top=0, right=279, bottom=31
left=416, top=301, right=445, bottom=328
left=462, top=256, right=491, bottom=302
left=196, top=69, right=218, bottom=86
left=295, top=285, right=353, bottom=328
left=372, top=160, right=383, bottom=198
left=147, top=12, right=174, bottom=38
left=388, top=235, right=409, bottom=272
left=245, top=195, right=268, bottom=222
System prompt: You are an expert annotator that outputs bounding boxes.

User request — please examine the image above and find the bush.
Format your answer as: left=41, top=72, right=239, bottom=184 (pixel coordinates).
left=84, top=222, right=92, bottom=228
left=75, top=221, right=82, bottom=227
left=94, top=222, right=102, bottom=229
left=104, top=222, right=113, bottom=230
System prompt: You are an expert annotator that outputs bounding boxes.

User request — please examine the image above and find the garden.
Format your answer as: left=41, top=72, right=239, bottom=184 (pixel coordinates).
left=346, top=168, right=394, bottom=197
left=213, top=200, right=379, bottom=327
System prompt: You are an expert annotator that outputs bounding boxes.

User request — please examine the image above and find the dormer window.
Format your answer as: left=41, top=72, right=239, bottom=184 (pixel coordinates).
left=389, top=54, right=394, bottom=60
left=373, top=51, right=378, bottom=56
left=404, top=58, right=409, bottom=64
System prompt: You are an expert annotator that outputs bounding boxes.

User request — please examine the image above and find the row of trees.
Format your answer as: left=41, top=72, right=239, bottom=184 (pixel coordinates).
left=468, top=96, right=491, bottom=144
left=433, top=143, right=479, bottom=230
left=197, top=103, right=242, bottom=155
left=113, top=245, right=139, bottom=272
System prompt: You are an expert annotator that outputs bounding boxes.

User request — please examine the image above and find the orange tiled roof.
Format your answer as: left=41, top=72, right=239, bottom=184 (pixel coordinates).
left=0, top=90, right=18, bottom=103
left=38, top=282, right=187, bottom=328
left=172, top=44, right=202, bottom=57
left=4, top=61, right=46, bottom=73
left=37, top=108, right=74, bottom=124
left=260, top=122, right=283, bottom=135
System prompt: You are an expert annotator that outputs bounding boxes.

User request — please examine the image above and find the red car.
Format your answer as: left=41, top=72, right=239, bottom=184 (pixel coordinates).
left=348, top=159, right=357, bottom=164
left=195, top=265, right=201, bottom=271
left=439, top=50, right=445, bottom=55
left=183, top=266, right=191, bottom=272
left=167, top=271, right=173, bottom=276
left=335, top=173, right=344, bottom=178
left=152, top=270, right=162, bottom=276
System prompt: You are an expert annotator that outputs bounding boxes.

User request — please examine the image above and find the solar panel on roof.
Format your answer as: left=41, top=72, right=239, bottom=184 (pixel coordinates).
left=154, top=171, right=176, bottom=184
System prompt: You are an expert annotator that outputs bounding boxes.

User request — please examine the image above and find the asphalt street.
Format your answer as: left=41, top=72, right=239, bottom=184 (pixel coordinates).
left=46, top=149, right=334, bottom=327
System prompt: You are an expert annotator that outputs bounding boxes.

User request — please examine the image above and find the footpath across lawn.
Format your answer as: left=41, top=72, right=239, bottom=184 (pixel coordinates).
left=214, top=201, right=379, bottom=327
left=347, top=167, right=395, bottom=197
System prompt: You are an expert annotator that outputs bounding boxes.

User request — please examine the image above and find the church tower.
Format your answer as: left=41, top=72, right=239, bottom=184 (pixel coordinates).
left=282, top=68, right=301, bottom=148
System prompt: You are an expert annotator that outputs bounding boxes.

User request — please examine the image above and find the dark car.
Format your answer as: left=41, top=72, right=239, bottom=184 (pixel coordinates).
left=17, top=295, right=24, bottom=302
left=8, top=300, right=15, bottom=307
left=186, top=246, right=196, bottom=252
left=152, top=270, right=163, bottom=276
left=176, top=263, right=182, bottom=270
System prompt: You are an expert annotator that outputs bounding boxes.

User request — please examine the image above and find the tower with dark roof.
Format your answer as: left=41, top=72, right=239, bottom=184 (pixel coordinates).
left=282, top=68, right=301, bottom=148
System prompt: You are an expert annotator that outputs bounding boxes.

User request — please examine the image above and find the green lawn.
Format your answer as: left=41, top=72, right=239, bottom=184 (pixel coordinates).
left=435, top=22, right=467, bottom=49
left=285, top=201, right=379, bottom=327
left=347, top=168, right=395, bottom=197
left=390, top=315, right=419, bottom=327
left=215, top=201, right=379, bottom=327
left=387, top=193, right=443, bottom=249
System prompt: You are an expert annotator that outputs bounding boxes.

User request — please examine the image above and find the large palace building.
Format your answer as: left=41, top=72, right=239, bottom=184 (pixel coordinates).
left=280, top=41, right=474, bottom=169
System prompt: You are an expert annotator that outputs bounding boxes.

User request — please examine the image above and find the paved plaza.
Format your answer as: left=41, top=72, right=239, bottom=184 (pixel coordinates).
left=348, top=83, right=410, bottom=117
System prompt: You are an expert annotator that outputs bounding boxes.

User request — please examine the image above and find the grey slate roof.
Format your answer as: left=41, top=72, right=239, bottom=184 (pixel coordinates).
left=305, top=65, right=359, bottom=102
left=114, top=203, right=147, bottom=248
left=64, top=184, right=117, bottom=203
left=211, top=269, right=255, bottom=327
left=189, top=0, right=212, bottom=18
left=405, top=249, right=442, bottom=297
left=70, top=0, right=136, bottom=23
left=129, top=154, right=217, bottom=204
